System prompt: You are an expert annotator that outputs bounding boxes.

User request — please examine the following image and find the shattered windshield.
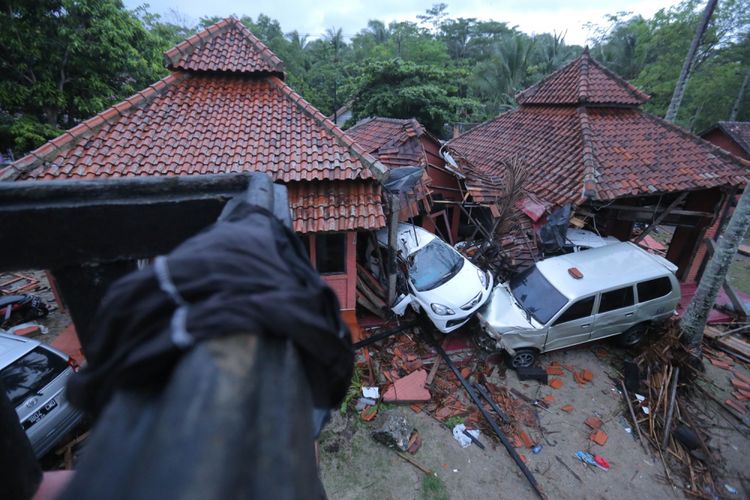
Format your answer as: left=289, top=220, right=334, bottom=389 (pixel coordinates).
left=408, top=240, right=464, bottom=292
left=509, top=266, right=568, bottom=325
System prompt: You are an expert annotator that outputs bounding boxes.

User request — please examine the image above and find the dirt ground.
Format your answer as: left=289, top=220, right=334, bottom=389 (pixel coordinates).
left=319, top=336, right=750, bottom=500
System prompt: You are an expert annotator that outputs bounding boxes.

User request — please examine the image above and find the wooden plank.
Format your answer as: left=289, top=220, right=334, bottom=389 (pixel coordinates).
left=633, top=192, right=688, bottom=244
left=718, top=336, right=750, bottom=358
left=739, top=244, right=750, bottom=257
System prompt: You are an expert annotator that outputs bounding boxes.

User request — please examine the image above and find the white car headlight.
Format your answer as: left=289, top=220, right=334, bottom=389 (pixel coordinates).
left=478, top=269, right=488, bottom=288
left=430, top=303, right=455, bottom=315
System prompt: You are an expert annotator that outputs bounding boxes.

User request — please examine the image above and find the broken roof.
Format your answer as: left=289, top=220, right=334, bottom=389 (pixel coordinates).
left=346, top=117, right=440, bottom=168
left=4, top=17, right=386, bottom=234
left=447, top=51, right=748, bottom=207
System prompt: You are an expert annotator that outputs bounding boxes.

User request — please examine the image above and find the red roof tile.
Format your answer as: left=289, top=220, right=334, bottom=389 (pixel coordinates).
left=164, top=17, right=284, bottom=76
left=447, top=105, right=748, bottom=206
left=288, top=180, right=385, bottom=233
left=9, top=74, right=377, bottom=183
left=346, top=117, right=433, bottom=168
left=516, top=49, right=649, bottom=106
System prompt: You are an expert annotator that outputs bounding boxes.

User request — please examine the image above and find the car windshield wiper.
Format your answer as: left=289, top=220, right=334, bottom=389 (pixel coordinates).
left=510, top=290, right=535, bottom=323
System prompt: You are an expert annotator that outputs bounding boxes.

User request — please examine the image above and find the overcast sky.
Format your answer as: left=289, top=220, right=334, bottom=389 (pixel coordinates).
left=125, top=0, right=683, bottom=46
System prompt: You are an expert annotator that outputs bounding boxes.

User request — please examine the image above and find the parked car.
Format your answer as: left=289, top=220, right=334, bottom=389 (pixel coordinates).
left=0, top=333, right=82, bottom=457
left=372, top=224, right=493, bottom=333
left=477, top=242, right=680, bottom=368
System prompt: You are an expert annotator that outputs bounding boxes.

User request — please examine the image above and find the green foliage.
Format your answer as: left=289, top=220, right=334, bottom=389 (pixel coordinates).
left=421, top=474, right=449, bottom=500
left=339, top=364, right=362, bottom=415
left=591, top=0, right=750, bottom=130
left=5, top=115, right=62, bottom=153
left=443, top=415, right=464, bottom=428
left=0, top=0, right=168, bottom=155
left=347, top=59, right=479, bottom=136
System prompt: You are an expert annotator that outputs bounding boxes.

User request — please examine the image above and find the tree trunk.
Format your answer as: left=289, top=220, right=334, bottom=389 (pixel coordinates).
left=681, top=182, right=750, bottom=351
left=665, top=0, right=718, bottom=123
left=729, top=65, right=750, bottom=121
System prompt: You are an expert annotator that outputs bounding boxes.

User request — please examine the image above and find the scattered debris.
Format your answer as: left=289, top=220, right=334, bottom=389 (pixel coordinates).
left=371, top=414, right=412, bottom=451
left=517, top=366, right=548, bottom=384
left=584, top=416, right=602, bottom=430
left=452, top=424, right=479, bottom=449
left=362, top=386, right=380, bottom=399
left=561, top=404, right=574, bottom=413
left=590, top=430, right=608, bottom=446
left=548, top=378, right=563, bottom=389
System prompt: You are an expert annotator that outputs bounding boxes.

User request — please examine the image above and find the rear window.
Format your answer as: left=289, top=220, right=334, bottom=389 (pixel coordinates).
left=1, top=347, right=67, bottom=407
left=599, top=286, right=635, bottom=313
left=637, top=277, right=673, bottom=303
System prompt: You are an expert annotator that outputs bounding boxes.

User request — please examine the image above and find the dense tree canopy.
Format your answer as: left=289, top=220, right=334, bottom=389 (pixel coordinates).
left=0, top=0, right=748, bottom=156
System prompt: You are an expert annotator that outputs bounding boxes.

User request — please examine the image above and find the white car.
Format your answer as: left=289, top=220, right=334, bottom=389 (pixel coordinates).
left=563, top=229, right=619, bottom=252
left=373, top=224, right=493, bottom=333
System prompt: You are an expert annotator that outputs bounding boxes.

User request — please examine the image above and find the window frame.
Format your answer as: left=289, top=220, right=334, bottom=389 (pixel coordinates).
left=552, top=295, right=596, bottom=326
left=598, top=285, right=636, bottom=314
left=308, top=233, right=347, bottom=275
left=637, top=277, right=673, bottom=303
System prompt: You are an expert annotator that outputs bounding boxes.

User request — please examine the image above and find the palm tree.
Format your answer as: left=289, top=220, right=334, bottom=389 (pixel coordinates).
left=681, top=183, right=750, bottom=354
left=665, top=0, right=719, bottom=122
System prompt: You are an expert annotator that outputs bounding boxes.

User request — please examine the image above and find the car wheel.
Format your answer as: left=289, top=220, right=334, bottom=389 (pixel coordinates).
left=618, top=324, right=647, bottom=348
left=509, top=349, right=537, bottom=369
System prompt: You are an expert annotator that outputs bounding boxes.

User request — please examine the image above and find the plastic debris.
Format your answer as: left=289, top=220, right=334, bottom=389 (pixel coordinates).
left=452, top=424, right=479, bottom=449
left=362, top=386, right=380, bottom=399
left=635, top=394, right=646, bottom=403
left=532, top=444, right=543, bottom=454
left=725, top=484, right=737, bottom=495
left=642, top=406, right=650, bottom=415
left=576, top=451, right=608, bottom=471
left=594, top=455, right=610, bottom=471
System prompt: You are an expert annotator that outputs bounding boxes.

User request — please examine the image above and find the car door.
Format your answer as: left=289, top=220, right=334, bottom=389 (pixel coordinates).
left=591, top=285, right=637, bottom=340
left=544, top=296, right=597, bottom=351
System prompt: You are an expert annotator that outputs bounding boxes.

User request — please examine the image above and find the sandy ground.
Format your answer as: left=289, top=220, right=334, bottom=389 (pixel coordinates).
left=320, top=340, right=750, bottom=500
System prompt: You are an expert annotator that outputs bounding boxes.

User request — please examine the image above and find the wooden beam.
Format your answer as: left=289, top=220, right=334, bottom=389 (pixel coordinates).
left=706, top=239, right=749, bottom=319
left=633, top=192, right=688, bottom=243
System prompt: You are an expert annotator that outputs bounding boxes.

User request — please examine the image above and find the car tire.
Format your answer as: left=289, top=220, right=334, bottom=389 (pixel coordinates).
left=617, top=324, right=647, bottom=348
left=509, top=348, right=537, bottom=369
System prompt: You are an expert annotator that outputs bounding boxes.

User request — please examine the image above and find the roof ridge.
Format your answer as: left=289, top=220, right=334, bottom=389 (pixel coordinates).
left=644, top=112, right=750, bottom=171
left=163, top=17, right=284, bottom=75
left=266, top=77, right=388, bottom=181
left=516, top=57, right=580, bottom=104
left=2, top=71, right=191, bottom=181
left=585, top=55, right=650, bottom=104
left=578, top=50, right=590, bottom=103
left=577, top=106, right=600, bottom=202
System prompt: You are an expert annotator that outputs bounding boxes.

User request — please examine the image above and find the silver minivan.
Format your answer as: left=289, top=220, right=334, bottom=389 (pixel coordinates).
left=0, top=333, right=83, bottom=457
left=477, top=242, right=681, bottom=368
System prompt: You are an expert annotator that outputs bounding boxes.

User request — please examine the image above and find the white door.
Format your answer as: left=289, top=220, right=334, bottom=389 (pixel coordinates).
left=544, top=296, right=596, bottom=351
left=592, top=285, right=637, bottom=340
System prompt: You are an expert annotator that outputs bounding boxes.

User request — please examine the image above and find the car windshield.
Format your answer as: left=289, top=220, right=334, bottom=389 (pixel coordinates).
left=509, top=266, right=568, bottom=324
left=0, top=347, right=67, bottom=407
left=408, top=239, right=465, bottom=292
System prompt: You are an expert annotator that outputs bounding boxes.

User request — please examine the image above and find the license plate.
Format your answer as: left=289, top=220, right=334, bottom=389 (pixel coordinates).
left=22, top=398, right=58, bottom=430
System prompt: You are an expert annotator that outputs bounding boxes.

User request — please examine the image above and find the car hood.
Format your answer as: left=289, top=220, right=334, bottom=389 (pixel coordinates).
left=479, top=284, right=537, bottom=332
left=413, top=261, right=485, bottom=310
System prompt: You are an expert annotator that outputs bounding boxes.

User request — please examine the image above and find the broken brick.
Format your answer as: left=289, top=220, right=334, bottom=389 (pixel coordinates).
left=460, top=367, right=472, bottom=379
left=574, top=372, right=586, bottom=385
left=585, top=416, right=603, bottom=430
left=410, top=403, right=424, bottom=413
left=13, top=325, right=41, bottom=336
left=512, top=435, right=523, bottom=448
left=520, top=454, right=527, bottom=463
left=561, top=404, right=574, bottom=413
left=590, top=430, right=608, bottom=446
left=518, top=431, right=534, bottom=448
left=542, top=395, right=555, bottom=403
left=549, top=378, right=563, bottom=389
left=383, top=369, right=431, bottom=403
left=733, top=371, right=750, bottom=386
left=732, top=391, right=749, bottom=401
left=581, top=369, right=594, bottom=381
left=546, top=365, right=564, bottom=376
left=709, top=359, right=733, bottom=370
left=731, top=378, right=750, bottom=392
left=360, top=406, right=378, bottom=422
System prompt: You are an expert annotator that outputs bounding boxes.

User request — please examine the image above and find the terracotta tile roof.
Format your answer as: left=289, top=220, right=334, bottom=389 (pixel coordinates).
left=163, top=17, right=284, bottom=76
left=6, top=74, right=379, bottom=183
left=447, top=106, right=748, bottom=207
left=714, top=121, right=750, bottom=157
left=288, top=180, right=385, bottom=233
left=5, top=16, right=388, bottom=233
left=516, top=49, right=649, bottom=106
left=346, top=117, right=436, bottom=168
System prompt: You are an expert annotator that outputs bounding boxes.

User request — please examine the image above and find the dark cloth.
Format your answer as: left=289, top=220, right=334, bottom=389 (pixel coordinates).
left=0, top=380, right=41, bottom=500
left=67, top=203, right=353, bottom=416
